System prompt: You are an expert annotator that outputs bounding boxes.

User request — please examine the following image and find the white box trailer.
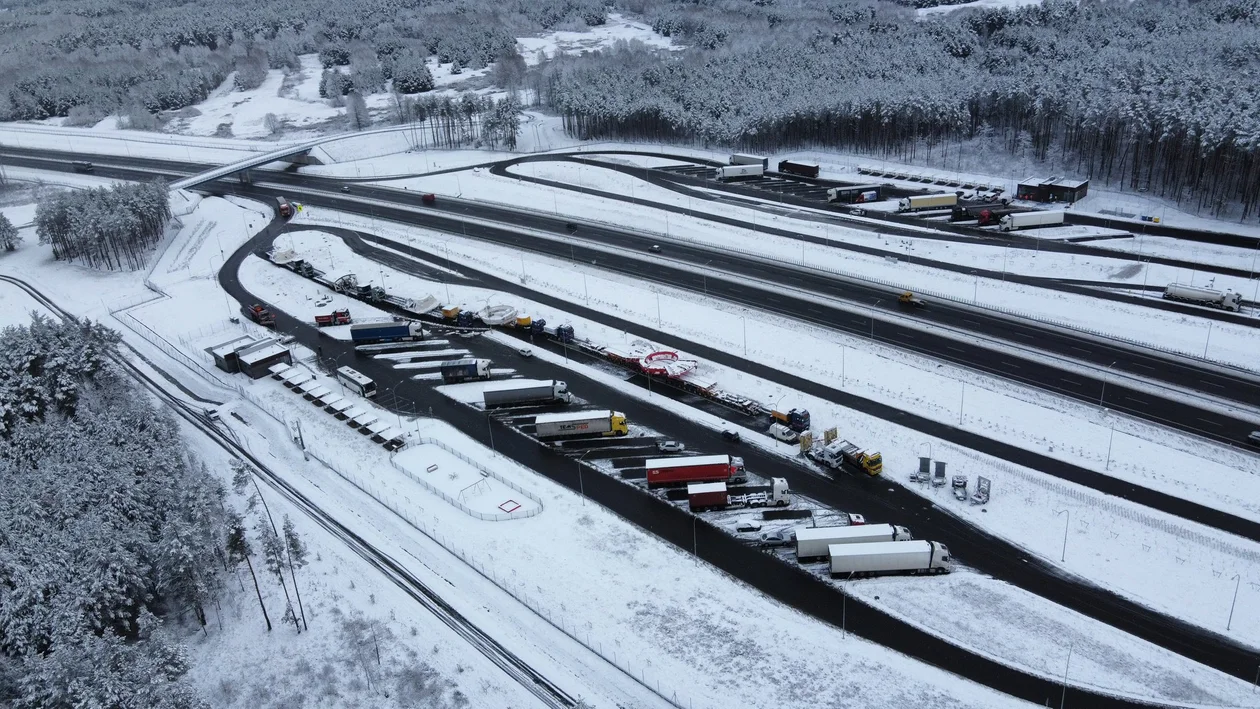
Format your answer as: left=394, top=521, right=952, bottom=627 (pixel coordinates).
left=482, top=379, right=572, bottom=407
left=730, top=153, right=769, bottom=169
left=999, top=210, right=1065, bottom=231
left=717, top=164, right=764, bottom=180
left=795, top=524, right=913, bottom=559
left=828, top=540, right=952, bottom=576
left=897, top=194, right=958, bottom=212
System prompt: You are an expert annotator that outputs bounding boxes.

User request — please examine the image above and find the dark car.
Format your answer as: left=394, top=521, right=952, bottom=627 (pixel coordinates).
left=649, top=244, right=661, bottom=253
left=722, top=430, right=741, bottom=443
left=1249, top=430, right=1260, bottom=447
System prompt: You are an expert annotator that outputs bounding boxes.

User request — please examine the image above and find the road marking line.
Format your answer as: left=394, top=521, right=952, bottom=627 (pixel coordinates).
left=1062, top=378, right=1083, bottom=387
left=1197, top=418, right=1224, bottom=428
left=946, top=346, right=966, bottom=353
left=1200, top=379, right=1225, bottom=388
left=1071, top=346, right=1091, bottom=354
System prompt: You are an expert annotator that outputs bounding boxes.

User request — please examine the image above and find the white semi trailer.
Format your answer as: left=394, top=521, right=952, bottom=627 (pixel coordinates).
left=998, top=210, right=1065, bottom=231
left=1163, top=284, right=1243, bottom=312
left=482, top=379, right=572, bottom=407
left=897, top=194, right=958, bottom=212
left=795, top=523, right=912, bottom=560
left=828, top=540, right=953, bottom=577
left=717, top=164, right=764, bottom=180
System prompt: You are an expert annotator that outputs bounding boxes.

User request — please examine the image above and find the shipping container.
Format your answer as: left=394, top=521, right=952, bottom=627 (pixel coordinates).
left=777, top=160, right=820, bottom=178
left=730, top=153, right=769, bottom=169
left=794, top=524, right=912, bottom=559
left=998, top=210, right=1065, bottom=231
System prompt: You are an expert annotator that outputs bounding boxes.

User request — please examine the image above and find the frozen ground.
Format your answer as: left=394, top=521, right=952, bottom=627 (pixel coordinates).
left=285, top=209, right=1260, bottom=653
left=518, top=13, right=680, bottom=65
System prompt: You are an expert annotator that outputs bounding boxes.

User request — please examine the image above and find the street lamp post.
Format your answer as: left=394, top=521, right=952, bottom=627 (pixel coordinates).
left=842, top=571, right=855, bottom=638
left=1228, top=573, right=1242, bottom=631
left=1105, top=425, right=1115, bottom=470
left=703, top=259, right=712, bottom=297
left=1060, top=641, right=1074, bottom=709
left=1054, top=508, right=1070, bottom=562
left=1099, top=361, right=1118, bottom=408
left=869, top=299, right=879, bottom=340
left=576, top=450, right=592, bottom=506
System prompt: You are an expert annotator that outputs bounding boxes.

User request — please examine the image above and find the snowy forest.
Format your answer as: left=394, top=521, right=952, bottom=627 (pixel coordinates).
left=0, top=316, right=330, bottom=707
left=0, top=316, right=220, bottom=706
left=34, top=181, right=171, bottom=270
left=2, top=0, right=1259, bottom=215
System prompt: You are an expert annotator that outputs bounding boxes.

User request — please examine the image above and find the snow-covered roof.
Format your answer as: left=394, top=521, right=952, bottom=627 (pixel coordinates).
left=352, top=413, right=379, bottom=427
left=209, top=336, right=257, bottom=358
left=1019, top=176, right=1053, bottom=185
left=365, top=420, right=391, bottom=435
left=238, top=343, right=289, bottom=365
left=1052, top=178, right=1089, bottom=189
left=326, top=399, right=352, bottom=412
left=306, top=386, right=332, bottom=399
left=269, top=363, right=293, bottom=376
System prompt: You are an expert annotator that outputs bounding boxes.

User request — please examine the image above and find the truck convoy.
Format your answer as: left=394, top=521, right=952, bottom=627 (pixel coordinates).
left=897, top=194, right=958, bottom=212
left=350, top=321, right=424, bottom=343
left=687, top=477, right=790, bottom=511
left=717, top=164, right=763, bottom=180
left=439, top=358, right=492, bottom=383
left=828, top=540, right=953, bottom=577
left=533, top=410, right=628, bottom=439
left=795, top=523, right=912, bottom=560
left=1163, top=284, right=1244, bottom=312
left=314, top=309, right=352, bottom=327
left=998, top=210, right=1065, bottom=231
left=241, top=304, right=275, bottom=327
left=646, top=454, right=746, bottom=487
left=482, top=379, right=572, bottom=407
left=807, top=439, right=883, bottom=476
left=730, top=153, right=769, bottom=169
left=777, top=160, right=820, bottom=178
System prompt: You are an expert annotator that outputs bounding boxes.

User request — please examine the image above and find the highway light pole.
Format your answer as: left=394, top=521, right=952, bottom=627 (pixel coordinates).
left=1060, top=641, right=1074, bottom=709
left=1105, top=425, right=1115, bottom=470
left=842, top=571, right=855, bottom=638
left=576, top=450, right=592, bottom=506
left=702, top=260, right=712, bottom=296
left=1099, top=361, right=1117, bottom=408
left=958, top=382, right=965, bottom=425
left=1204, top=321, right=1215, bottom=358
left=869, top=299, right=879, bottom=340
left=1054, top=508, right=1069, bottom=562
left=1228, top=573, right=1241, bottom=631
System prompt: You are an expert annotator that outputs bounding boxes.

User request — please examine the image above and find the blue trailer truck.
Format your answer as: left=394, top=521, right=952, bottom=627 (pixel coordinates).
left=349, top=321, right=424, bottom=344
left=440, top=358, right=492, bottom=383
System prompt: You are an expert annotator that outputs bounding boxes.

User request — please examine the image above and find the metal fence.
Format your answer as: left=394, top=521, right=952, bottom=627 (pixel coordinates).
left=388, top=436, right=543, bottom=522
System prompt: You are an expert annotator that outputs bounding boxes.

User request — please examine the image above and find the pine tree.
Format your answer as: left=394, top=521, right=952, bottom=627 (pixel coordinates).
left=257, top=515, right=300, bottom=633
left=225, top=512, right=271, bottom=632
left=0, top=213, right=19, bottom=251
left=282, top=515, right=309, bottom=631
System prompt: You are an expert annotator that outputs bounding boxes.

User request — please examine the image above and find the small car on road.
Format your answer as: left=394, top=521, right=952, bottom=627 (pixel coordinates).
left=656, top=440, right=685, bottom=453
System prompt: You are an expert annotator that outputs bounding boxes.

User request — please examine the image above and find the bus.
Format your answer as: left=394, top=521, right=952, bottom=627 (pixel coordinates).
left=336, top=366, right=376, bottom=397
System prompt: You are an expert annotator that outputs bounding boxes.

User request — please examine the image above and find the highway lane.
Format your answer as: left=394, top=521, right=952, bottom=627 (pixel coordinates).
left=219, top=227, right=1190, bottom=706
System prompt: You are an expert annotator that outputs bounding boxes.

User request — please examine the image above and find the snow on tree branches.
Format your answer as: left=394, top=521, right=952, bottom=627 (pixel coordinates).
left=35, top=180, right=171, bottom=270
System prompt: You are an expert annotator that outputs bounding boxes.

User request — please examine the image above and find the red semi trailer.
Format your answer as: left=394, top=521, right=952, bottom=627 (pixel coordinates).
left=645, top=454, right=746, bottom=488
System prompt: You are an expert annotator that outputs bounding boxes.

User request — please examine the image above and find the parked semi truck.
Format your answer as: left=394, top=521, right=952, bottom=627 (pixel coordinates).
left=314, top=309, right=352, bottom=327
left=976, top=206, right=1029, bottom=226
left=828, top=540, right=952, bottom=577
left=827, top=185, right=882, bottom=204
left=807, top=439, right=883, bottom=476
left=482, top=379, right=572, bottom=407
left=350, top=321, right=424, bottom=343
left=241, top=304, right=275, bottom=327
left=687, top=478, right=790, bottom=511
left=999, top=210, right=1064, bottom=231
left=777, top=160, right=820, bottom=178
left=439, top=358, right=492, bottom=383
left=897, top=194, right=958, bottom=212
left=771, top=408, right=810, bottom=432
left=718, top=164, right=764, bottom=180
left=730, top=153, right=769, bottom=169
left=646, top=454, right=746, bottom=487
left=950, top=203, right=1011, bottom=222
left=1163, top=284, right=1243, bottom=312
left=795, top=523, right=911, bottom=560
left=533, top=409, right=628, bottom=439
